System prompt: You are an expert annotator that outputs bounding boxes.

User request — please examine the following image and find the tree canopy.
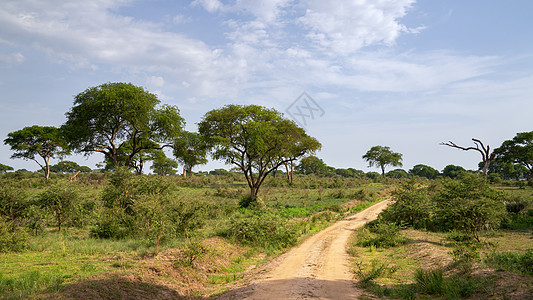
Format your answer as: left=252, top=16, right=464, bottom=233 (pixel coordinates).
left=0, top=163, right=14, bottom=174
left=198, top=104, right=320, bottom=203
left=362, top=145, right=403, bottom=176
left=409, top=164, right=439, bottom=179
left=295, top=155, right=329, bottom=176
left=62, top=82, right=184, bottom=169
left=494, top=131, right=533, bottom=179
left=173, top=131, right=208, bottom=177
left=441, top=164, right=466, bottom=179
left=4, top=125, right=69, bottom=180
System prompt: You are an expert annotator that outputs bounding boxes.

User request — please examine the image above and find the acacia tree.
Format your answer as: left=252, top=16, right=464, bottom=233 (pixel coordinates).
left=173, top=131, right=208, bottom=178
left=199, top=104, right=320, bottom=203
left=441, top=138, right=495, bottom=178
left=150, top=150, right=178, bottom=176
left=4, top=126, right=69, bottom=180
left=362, top=145, right=403, bottom=176
left=494, top=131, right=533, bottom=179
left=62, top=82, right=184, bottom=169
left=0, top=163, right=14, bottom=174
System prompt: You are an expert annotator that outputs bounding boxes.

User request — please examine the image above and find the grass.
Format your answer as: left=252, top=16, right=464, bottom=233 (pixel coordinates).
left=0, top=173, right=390, bottom=298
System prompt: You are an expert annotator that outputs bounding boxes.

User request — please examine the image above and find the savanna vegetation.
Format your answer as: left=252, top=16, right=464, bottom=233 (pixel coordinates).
left=2, top=82, right=532, bottom=298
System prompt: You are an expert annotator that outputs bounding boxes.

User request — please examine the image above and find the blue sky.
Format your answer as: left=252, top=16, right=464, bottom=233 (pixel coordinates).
left=1, top=0, right=532, bottom=174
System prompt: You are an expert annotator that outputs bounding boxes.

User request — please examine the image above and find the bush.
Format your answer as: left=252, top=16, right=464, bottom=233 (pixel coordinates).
left=354, top=260, right=395, bottom=284
left=0, top=216, right=28, bottom=252
left=357, top=221, right=407, bottom=248
left=223, top=210, right=297, bottom=251
left=37, top=183, right=78, bottom=231
left=379, top=182, right=432, bottom=229
left=485, top=249, right=533, bottom=275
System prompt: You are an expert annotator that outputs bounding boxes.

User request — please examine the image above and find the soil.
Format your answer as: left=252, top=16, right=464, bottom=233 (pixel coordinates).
left=216, top=199, right=390, bottom=300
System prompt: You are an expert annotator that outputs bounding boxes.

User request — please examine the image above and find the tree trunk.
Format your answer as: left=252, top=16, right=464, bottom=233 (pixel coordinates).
left=380, top=165, right=385, bottom=177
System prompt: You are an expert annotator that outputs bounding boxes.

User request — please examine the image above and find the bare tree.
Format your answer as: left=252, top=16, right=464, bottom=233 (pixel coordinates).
left=440, top=138, right=496, bottom=178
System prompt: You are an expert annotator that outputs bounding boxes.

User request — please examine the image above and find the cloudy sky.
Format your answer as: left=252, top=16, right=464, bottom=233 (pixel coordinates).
left=1, top=0, right=532, bottom=173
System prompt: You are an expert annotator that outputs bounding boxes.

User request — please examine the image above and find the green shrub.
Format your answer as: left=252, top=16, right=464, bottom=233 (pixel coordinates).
left=357, top=221, right=407, bottom=248
left=37, top=183, right=78, bottom=231
left=223, top=210, right=297, bottom=251
left=485, top=249, right=533, bottom=275
left=379, top=182, right=432, bottom=229
left=0, top=216, right=29, bottom=252
left=450, top=242, right=480, bottom=276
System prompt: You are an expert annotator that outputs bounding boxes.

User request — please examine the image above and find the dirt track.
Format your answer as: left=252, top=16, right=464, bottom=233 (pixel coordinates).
left=216, top=200, right=390, bottom=300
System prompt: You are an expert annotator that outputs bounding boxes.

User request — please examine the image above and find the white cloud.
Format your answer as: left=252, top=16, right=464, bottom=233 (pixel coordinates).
left=191, top=0, right=224, bottom=13
left=146, top=76, right=165, bottom=88
left=299, top=0, right=416, bottom=54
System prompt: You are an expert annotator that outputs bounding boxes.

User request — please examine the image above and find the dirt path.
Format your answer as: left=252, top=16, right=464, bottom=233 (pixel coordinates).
left=216, top=199, right=390, bottom=300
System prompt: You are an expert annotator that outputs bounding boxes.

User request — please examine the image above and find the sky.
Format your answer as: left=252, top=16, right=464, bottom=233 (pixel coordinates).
left=1, top=0, right=532, bottom=174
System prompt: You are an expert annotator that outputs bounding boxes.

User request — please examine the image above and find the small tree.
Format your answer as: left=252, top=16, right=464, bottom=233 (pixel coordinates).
left=362, top=145, right=403, bottom=176
left=295, top=155, right=329, bottom=176
left=151, top=151, right=179, bottom=176
left=441, top=138, right=496, bottom=178
left=441, top=164, right=466, bottom=179
left=0, top=163, right=14, bottom=174
left=434, top=173, right=506, bottom=242
left=199, top=104, right=320, bottom=203
left=173, top=131, right=208, bottom=178
left=4, top=126, right=69, bottom=180
left=38, top=184, right=78, bottom=231
left=50, top=161, right=82, bottom=173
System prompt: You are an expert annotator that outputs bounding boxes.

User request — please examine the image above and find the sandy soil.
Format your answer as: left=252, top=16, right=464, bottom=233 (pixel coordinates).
left=216, top=200, right=390, bottom=300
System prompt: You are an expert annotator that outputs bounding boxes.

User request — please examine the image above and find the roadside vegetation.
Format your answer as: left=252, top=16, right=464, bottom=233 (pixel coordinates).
left=0, top=171, right=389, bottom=298
left=348, top=174, right=533, bottom=299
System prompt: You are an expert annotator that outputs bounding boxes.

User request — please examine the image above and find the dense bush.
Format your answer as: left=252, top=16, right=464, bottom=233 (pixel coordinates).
left=223, top=209, right=297, bottom=251
left=0, top=216, right=28, bottom=252
left=379, top=182, right=432, bottom=229
left=37, top=183, right=78, bottom=231
left=357, top=221, right=407, bottom=248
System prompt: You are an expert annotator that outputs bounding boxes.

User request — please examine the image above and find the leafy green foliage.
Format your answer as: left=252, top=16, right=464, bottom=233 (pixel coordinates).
left=434, top=174, right=507, bottom=241
left=295, top=155, right=330, bottom=175
left=173, top=131, right=208, bottom=177
left=380, top=182, right=433, bottom=229
left=362, top=145, right=403, bottom=176
left=441, top=164, right=466, bottom=179
left=494, top=131, right=533, bottom=178
left=0, top=163, right=14, bottom=174
left=0, top=216, right=29, bottom=252
left=4, top=125, right=69, bottom=180
left=38, top=183, right=78, bottom=231
left=357, top=221, right=407, bottom=248
left=62, top=82, right=184, bottom=169
left=223, top=209, right=298, bottom=251
left=485, top=249, right=533, bottom=275
left=409, top=164, right=439, bottom=179
left=199, top=104, right=320, bottom=201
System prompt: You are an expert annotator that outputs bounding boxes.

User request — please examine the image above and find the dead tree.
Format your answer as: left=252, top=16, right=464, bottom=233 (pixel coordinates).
left=440, top=138, right=496, bottom=178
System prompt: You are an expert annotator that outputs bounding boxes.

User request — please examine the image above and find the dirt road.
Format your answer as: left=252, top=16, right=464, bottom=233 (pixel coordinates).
left=217, top=199, right=390, bottom=300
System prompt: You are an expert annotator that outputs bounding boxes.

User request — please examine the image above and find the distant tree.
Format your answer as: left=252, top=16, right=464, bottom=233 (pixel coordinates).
left=362, top=145, right=403, bottom=176
left=0, top=163, right=13, bottom=174
left=296, top=155, right=329, bottom=176
left=199, top=104, right=320, bottom=204
left=386, top=168, right=410, bottom=179
left=348, top=168, right=365, bottom=177
left=62, top=82, right=184, bottom=168
left=150, top=151, right=178, bottom=176
left=334, top=168, right=354, bottom=178
left=50, top=160, right=81, bottom=173
left=441, top=138, right=495, bottom=178
left=441, top=165, right=466, bottom=179
left=409, top=164, right=439, bottom=179
left=479, top=160, right=528, bottom=181
left=366, top=172, right=381, bottom=180
left=209, top=168, right=229, bottom=176
left=4, top=126, right=69, bottom=180
left=494, top=132, right=533, bottom=179
left=173, top=131, right=208, bottom=178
